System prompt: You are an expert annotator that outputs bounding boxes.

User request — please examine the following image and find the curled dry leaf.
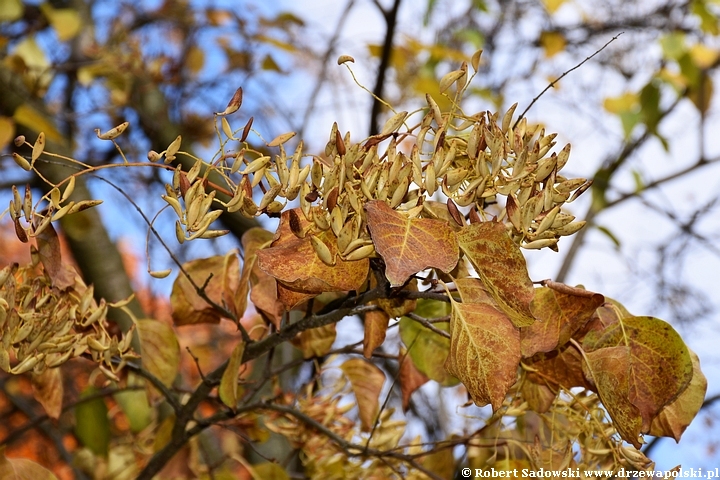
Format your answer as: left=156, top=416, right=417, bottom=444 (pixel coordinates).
left=217, top=86, right=243, bottom=115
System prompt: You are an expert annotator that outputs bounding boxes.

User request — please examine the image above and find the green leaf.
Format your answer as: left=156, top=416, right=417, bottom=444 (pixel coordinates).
left=660, top=32, right=686, bottom=61
left=583, top=316, right=694, bottom=434
left=595, top=225, right=621, bottom=248
left=251, top=462, right=290, bottom=480
left=75, top=386, right=110, bottom=457
left=400, top=299, right=458, bottom=386
left=649, top=349, right=707, bottom=441
left=114, top=372, right=152, bottom=433
left=136, top=319, right=180, bottom=387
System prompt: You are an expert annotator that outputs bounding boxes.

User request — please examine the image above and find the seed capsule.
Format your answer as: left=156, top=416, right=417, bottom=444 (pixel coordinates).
left=310, top=236, right=335, bottom=266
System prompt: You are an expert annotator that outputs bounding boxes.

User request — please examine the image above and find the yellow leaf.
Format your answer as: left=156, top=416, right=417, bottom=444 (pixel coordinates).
left=186, top=45, right=205, bottom=75
left=539, top=30, right=566, bottom=58
left=11, top=36, right=53, bottom=90
left=261, top=54, right=281, bottom=72
left=0, top=116, right=15, bottom=151
left=13, top=104, right=65, bottom=144
left=219, top=341, right=246, bottom=408
left=603, top=92, right=639, bottom=114
left=136, top=319, right=180, bottom=387
left=542, top=0, right=567, bottom=14
left=690, top=43, right=719, bottom=69
left=0, top=0, right=23, bottom=22
left=40, top=4, right=81, bottom=41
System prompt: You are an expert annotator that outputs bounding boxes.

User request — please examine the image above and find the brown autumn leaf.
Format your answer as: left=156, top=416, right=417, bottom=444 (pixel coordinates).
left=649, top=349, right=707, bottom=441
left=35, top=222, right=75, bottom=290
left=257, top=209, right=369, bottom=293
left=363, top=308, right=390, bottom=358
left=0, top=448, right=59, bottom=480
left=525, top=343, right=593, bottom=391
left=250, top=275, right=284, bottom=329
left=171, top=251, right=239, bottom=325
left=219, top=340, right=245, bottom=409
left=582, top=345, right=643, bottom=448
left=136, top=319, right=180, bottom=387
left=521, top=286, right=604, bottom=357
left=291, top=323, right=336, bottom=359
left=31, top=367, right=63, bottom=419
left=365, top=200, right=458, bottom=287
left=457, top=222, right=535, bottom=327
left=444, top=298, right=521, bottom=410
left=520, top=378, right=556, bottom=414
left=398, top=347, right=429, bottom=411
left=340, top=358, right=385, bottom=431
left=583, top=316, right=694, bottom=432
left=276, top=284, right=315, bottom=311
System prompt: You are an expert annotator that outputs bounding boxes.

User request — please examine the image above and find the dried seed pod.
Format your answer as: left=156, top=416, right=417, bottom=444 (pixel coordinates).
left=535, top=205, right=561, bottom=236
left=522, top=238, right=558, bottom=250
left=344, top=244, right=375, bottom=261
left=330, top=206, right=344, bottom=236
left=289, top=209, right=305, bottom=238
left=200, top=229, right=231, bottom=239
left=217, top=87, right=243, bottom=116
left=555, top=178, right=587, bottom=194
left=241, top=155, right=270, bottom=175
left=337, top=218, right=355, bottom=253
left=14, top=135, right=26, bottom=147
left=439, top=69, right=465, bottom=93
left=568, top=180, right=593, bottom=203
left=12, top=153, right=31, bottom=171
left=426, top=94, right=443, bottom=126
left=240, top=117, right=254, bottom=143
left=556, top=143, right=571, bottom=171
left=345, top=184, right=361, bottom=213
left=425, top=163, right=437, bottom=196
left=312, top=207, right=330, bottom=231
left=162, top=195, right=184, bottom=219
left=268, top=131, right=296, bottom=147
left=337, top=54, right=355, bottom=65
left=446, top=198, right=464, bottom=226
left=31, top=132, right=45, bottom=163
left=259, top=184, right=282, bottom=210
left=96, top=122, right=129, bottom=140
left=175, top=220, right=186, bottom=243
left=390, top=177, right=409, bottom=209
left=165, top=135, right=182, bottom=162
left=310, top=236, right=335, bottom=266
left=380, top=111, right=408, bottom=136
left=325, top=186, right=339, bottom=211
left=221, top=117, right=235, bottom=140
left=553, top=221, right=586, bottom=236
left=51, top=202, right=74, bottom=222
left=501, top=103, right=518, bottom=133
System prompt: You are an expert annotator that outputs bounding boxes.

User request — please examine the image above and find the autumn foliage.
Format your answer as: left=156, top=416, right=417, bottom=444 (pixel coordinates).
left=0, top=51, right=707, bottom=479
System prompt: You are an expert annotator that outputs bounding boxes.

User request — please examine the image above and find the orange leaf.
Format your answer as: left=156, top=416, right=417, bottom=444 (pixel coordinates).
left=582, top=346, right=643, bottom=448
left=363, top=309, right=390, bottom=358
left=31, top=368, right=63, bottom=419
left=398, top=347, right=429, bottom=411
left=525, top=343, right=593, bottom=391
left=457, top=222, right=535, bottom=327
left=365, top=200, right=458, bottom=287
left=445, top=298, right=520, bottom=410
left=521, top=286, right=604, bottom=357
left=257, top=209, right=369, bottom=293
left=250, top=276, right=284, bottom=329
left=170, top=252, right=239, bottom=325
left=340, top=358, right=385, bottom=431
left=0, top=447, right=58, bottom=480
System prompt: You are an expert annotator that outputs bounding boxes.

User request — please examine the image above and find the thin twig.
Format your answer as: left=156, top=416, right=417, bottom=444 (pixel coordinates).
left=514, top=33, right=623, bottom=128
left=406, top=312, right=451, bottom=339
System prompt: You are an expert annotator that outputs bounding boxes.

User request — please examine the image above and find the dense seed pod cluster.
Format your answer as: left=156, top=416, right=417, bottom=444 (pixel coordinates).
left=169, top=83, right=590, bottom=264
left=0, top=262, right=134, bottom=377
